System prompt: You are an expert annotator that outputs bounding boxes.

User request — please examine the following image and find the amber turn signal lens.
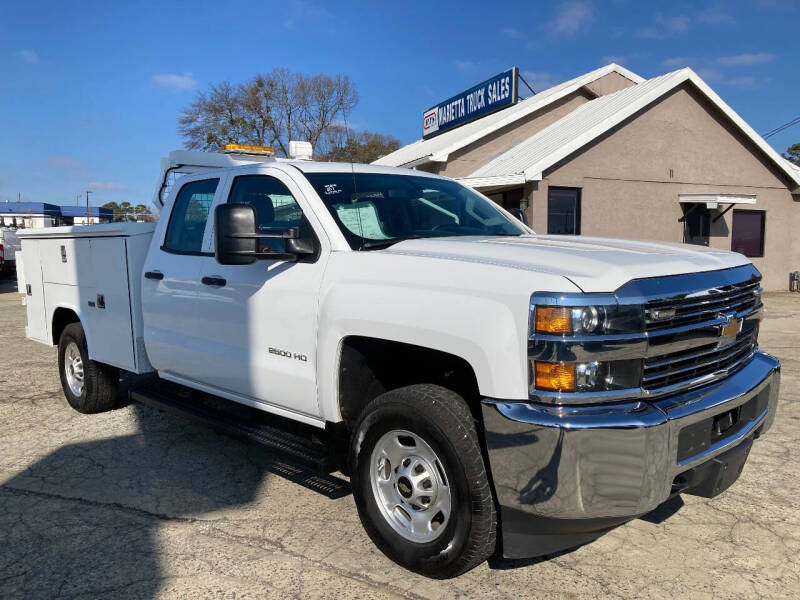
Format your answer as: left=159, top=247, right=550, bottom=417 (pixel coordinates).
left=535, top=306, right=572, bottom=334
left=535, top=361, right=576, bottom=391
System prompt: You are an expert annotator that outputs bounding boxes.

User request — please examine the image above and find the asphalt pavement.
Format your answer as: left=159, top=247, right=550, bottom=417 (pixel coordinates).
left=1, top=276, right=798, bottom=599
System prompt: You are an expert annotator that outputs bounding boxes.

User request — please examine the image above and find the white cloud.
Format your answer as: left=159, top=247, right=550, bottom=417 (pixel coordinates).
left=636, top=13, right=690, bottom=38
left=454, top=60, right=476, bottom=71
left=718, top=52, right=776, bottom=66
left=151, top=72, right=197, bottom=93
left=15, top=49, right=38, bottom=64
left=521, top=71, right=560, bottom=91
left=697, top=69, right=760, bottom=88
left=282, top=1, right=332, bottom=29
left=696, top=10, right=735, bottom=24
left=550, top=1, right=594, bottom=36
left=88, top=182, right=127, bottom=192
left=501, top=27, right=521, bottom=39
left=48, top=156, right=87, bottom=169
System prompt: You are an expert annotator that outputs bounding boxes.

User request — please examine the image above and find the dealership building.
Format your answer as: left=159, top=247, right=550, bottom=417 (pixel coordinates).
left=375, top=64, right=800, bottom=291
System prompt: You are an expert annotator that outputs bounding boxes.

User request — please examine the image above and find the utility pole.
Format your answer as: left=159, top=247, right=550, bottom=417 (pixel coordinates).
left=76, top=193, right=81, bottom=206
left=85, top=190, right=92, bottom=223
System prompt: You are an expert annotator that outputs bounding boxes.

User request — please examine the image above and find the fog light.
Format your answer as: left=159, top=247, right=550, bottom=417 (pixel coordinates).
left=576, top=361, right=600, bottom=390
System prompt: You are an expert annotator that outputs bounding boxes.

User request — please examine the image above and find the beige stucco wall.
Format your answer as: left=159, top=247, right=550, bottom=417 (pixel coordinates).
left=527, top=83, right=798, bottom=291
left=583, top=71, right=638, bottom=97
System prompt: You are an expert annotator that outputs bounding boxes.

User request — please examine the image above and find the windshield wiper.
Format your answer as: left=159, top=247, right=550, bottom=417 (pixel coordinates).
left=360, top=235, right=423, bottom=250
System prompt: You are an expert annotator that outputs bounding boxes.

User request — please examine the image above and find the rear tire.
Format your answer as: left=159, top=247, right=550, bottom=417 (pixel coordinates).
left=349, top=384, right=496, bottom=578
left=58, top=322, right=119, bottom=414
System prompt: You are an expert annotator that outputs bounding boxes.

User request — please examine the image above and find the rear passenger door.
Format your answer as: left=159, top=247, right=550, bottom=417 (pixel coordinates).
left=193, top=170, right=328, bottom=419
left=141, top=176, right=224, bottom=381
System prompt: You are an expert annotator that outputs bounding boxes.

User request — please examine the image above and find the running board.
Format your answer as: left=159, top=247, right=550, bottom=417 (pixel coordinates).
left=129, top=379, right=343, bottom=474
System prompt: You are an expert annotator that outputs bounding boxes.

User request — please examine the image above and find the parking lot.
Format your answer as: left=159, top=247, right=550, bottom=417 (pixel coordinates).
left=0, top=276, right=798, bottom=599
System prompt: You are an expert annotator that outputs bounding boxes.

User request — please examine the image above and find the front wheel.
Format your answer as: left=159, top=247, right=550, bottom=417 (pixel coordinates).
left=349, top=384, right=496, bottom=578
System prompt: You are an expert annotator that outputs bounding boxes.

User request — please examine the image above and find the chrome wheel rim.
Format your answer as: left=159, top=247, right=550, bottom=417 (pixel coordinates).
left=369, top=429, right=451, bottom=543
left=64, top=341, right=85, bottom=397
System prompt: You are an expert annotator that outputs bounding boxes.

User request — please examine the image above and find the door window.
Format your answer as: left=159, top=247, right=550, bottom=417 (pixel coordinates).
left=163, top=178, right=219, bottom=253
left=547, top=187, right=580, bottom=235
left=228, top=175, right=304, bottom=253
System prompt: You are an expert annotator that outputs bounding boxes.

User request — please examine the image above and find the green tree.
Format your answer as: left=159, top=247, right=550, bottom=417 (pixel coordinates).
left=318, top=131, right=402, bottom=164
left=784, top=143, right=800, bottom=165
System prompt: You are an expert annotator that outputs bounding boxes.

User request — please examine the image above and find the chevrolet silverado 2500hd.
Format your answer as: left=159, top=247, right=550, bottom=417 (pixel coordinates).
left=18, top=147, right=780, bottom=578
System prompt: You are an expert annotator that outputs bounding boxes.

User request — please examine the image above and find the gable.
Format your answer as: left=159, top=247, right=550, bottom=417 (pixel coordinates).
left=544, top=83, right=793, bottom=191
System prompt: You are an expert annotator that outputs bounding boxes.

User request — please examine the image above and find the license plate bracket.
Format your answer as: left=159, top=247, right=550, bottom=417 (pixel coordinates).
left=676, top=435, right=753, bottom=498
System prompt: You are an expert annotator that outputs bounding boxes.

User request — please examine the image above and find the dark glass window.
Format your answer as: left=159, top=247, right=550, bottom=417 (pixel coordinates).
left=547, top=187, right=580, bottom=235
left=682, top=204, right=711, bottom=246
left=228, top=175, right=303, bottom=253
left=163, top=178, right=218, bottom=253
left=731, top=209, right=765, bottom=257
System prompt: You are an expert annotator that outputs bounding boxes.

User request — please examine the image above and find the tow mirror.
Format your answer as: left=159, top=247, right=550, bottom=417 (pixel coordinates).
left=214, top=203, right=315, bottom=265
left=511, top=208, right=528, bottom=226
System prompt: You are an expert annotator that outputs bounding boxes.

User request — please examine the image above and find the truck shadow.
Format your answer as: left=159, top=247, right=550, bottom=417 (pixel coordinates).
left=0, top=380, right=350, bottom=598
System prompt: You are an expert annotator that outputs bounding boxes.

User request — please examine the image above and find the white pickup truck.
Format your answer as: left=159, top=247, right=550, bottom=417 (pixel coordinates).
left=18, top=146, right=780, bottom=578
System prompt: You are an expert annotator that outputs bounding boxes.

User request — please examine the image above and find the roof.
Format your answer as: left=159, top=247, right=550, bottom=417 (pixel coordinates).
left=0, top=202, right=113, bottom=218
left=373, top=64, right=644, bottom=168
left=464, top=68, right=800, bottom=191
left=0, top=202, right=61, bottom=216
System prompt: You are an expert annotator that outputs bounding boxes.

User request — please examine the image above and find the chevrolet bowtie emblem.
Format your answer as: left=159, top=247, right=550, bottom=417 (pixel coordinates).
left=718, top=314, right=743, bottom=347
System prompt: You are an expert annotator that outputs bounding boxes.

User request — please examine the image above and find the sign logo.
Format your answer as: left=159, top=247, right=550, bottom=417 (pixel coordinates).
left=718, top=314, right=743, bottom=347
left=422, top=108, right=438, bottom=135
left=422, top=68, right=518, bottom=139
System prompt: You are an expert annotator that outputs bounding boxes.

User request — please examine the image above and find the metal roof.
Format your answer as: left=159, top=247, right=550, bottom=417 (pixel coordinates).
left=373, top=64, right=644, bottom=168
left=0, top=202, right=113, bottom=218
left=464, top=68, right=800, bottom=191
left=0, top=202, right=61, bottom=216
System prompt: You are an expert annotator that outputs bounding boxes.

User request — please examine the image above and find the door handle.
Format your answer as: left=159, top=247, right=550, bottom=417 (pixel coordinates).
left=201, top=276, right=227, bottom=287
left=144, top=271, right=164, bottom=280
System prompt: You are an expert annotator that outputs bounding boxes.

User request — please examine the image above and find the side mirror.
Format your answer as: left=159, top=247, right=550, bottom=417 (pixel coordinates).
left=215, top=203, right=316, bottom=265
left=511, top=208, right=528, bottom=226
left=215, top=203, right=258, bottom=265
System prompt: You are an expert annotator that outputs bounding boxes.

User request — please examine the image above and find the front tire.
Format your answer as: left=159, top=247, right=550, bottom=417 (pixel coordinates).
left=349, top=384, right=496, bottom=578
left=58, top=322, right=119, bottom=414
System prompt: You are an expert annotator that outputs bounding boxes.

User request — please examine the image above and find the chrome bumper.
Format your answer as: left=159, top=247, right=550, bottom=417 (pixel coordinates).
left=482, top=352, right=780, bottom=556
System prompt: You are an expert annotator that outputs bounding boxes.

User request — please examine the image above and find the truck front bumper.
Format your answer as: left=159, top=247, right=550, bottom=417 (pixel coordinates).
left=481, top=352, right=780, bottom=559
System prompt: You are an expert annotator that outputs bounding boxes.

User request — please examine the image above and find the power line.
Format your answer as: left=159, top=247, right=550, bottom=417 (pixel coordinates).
left=761, top=115, right=800, bottom=139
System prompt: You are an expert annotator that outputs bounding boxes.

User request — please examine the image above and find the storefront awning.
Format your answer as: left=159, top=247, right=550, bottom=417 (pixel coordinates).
left=678, top=193, right=757, bottom=209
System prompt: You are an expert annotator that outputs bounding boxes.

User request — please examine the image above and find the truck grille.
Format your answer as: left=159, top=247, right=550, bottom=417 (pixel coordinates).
left=642, top=327, right=757, bottom=391
left=644, top=280, right=760, bottom=332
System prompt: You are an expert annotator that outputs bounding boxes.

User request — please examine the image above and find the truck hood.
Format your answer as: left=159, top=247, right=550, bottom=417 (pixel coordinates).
left=383, top=235, right=751, bottom=293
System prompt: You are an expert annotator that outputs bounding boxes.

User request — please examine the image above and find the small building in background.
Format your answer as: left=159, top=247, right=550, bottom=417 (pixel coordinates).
left=0, top=203, right=113, bottom=228
left=375, top=64, right=800, bottom=291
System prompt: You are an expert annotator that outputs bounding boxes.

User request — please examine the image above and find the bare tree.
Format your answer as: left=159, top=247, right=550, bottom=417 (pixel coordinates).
left=178, top=69, right=358, bottom=156
left=318, top=131, right=402, bottom=164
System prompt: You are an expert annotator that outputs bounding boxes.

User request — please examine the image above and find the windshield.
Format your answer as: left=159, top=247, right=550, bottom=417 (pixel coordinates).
left=303, top=171, right=527, bottom=250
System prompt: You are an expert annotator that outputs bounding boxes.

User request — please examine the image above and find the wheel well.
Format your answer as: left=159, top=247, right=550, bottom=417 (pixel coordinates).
left=52, top=308, right=80, bottom=345
left=337, top=336, right=481, bottom=428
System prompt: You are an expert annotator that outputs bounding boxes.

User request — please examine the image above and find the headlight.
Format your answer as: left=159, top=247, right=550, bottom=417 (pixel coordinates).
left=531, top=303, right=643, bottom=336
left=532, top=359, right=642, bottom=393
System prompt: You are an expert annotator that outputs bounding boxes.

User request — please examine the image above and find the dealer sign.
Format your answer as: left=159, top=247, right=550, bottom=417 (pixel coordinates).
left=422, top=68, right=518, bottom=139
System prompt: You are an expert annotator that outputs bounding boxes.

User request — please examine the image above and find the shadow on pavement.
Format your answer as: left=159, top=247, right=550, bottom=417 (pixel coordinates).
left=0, top=379, right=350, bottom=598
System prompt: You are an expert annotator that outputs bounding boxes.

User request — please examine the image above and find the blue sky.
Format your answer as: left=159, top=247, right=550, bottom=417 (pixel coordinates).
left=1, top=0, right=798, bottom=209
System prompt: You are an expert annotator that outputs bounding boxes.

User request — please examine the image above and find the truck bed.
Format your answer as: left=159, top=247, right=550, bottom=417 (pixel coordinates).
left=17, top=222, right=156, bottom=373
